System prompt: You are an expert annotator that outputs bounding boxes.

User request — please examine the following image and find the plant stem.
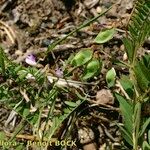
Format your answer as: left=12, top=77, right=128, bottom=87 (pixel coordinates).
left=46, top=5, right=113, bottom=55
left=0, top=46, right=6, bottom=75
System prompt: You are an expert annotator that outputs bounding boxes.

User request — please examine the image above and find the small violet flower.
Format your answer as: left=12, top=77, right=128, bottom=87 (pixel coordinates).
left=25, top=54, right=37, bottom=66
left=55, top=68, right=63, bottom=77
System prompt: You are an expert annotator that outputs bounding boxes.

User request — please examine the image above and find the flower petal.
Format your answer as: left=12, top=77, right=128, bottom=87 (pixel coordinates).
left=55, top=68, right=63, bottom=77
left=25, top=54, right=37, bottom=66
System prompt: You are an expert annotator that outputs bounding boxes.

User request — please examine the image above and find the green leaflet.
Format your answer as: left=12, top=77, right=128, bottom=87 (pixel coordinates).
left=141, top=54, right=150, bottom=70
left=115, top=93, right=133, bottom=137
left=82, top=59, right=102, bottom=80
left=122, top=37, right=134, bottom=62
left=71, top=48, right=93, bottom=67
left=142, top=141, right=150, bottom=150
left=116, top=123, right=133, bottom=146
left=134, top=61, right=150, bottom=91
left=106, top=68, right=116, bottom=88
left=139, top=118, right=150, bottom=137
left=94, top=28, right=116, bottom=44
left=120, top=75, right=134, bottom=98
left=64, top=101, right=78, bottom=107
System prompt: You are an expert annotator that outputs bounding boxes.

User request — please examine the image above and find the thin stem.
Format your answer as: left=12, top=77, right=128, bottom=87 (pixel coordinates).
left=46, top=5, right=113, bottom=55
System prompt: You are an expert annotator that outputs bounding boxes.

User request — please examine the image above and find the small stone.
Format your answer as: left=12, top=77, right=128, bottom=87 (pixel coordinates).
left=120, top=44, right=124, bottom=51
left=41, top=39, right=52, bottom=47
left=84, top=0, right=99, bottom=9
left=50, top=16, right=58, bottom=24
left=96, top=6, right=102, bottom=14
left=15, top=50, right=23, bottom=56
left=96, top=89, right=114, bottom=105
left=123, top=52, right=128, bottom=61
left=78, top=127, right=95, bottom=144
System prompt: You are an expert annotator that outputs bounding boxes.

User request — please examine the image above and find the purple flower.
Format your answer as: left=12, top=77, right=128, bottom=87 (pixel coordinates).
left=55, top=68, right=63, bottom=77
left=25, top=54, right=37, bottom=66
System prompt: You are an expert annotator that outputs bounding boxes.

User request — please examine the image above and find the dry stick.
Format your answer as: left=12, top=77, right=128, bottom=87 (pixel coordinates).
left=0, top=20, right=16, bottom=44
left=46, top=5, right=113, bottom=55
left=116, top=80, right=130, bottom=100
left=5, top=131, right=57, bottom=142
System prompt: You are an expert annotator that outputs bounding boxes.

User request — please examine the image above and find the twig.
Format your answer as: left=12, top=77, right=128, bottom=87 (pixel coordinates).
left=87, top=98, right=119, bottom=111
left=0, top=20, right=16, bottom=44
left=5, top=131, right=57, bottom=142
left=20, top=88, right=30, bottom=103
left=116, top=80, right=130, bottom=100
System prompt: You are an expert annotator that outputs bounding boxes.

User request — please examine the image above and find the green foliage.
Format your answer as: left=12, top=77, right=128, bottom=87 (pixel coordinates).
left=15, top=145, right=25, bottom=150
left=114, top=1, right=150, bottom=149
left=46, top=98, right=86, bottom=140
left=116, top=123, right=133, bottom=146
left=0, top=131, right=7, bottom=140
left=120, top=76, right=134, bottom=98
left=139, top=118, right=150, bottom=137
left=64, top=100, right=79, bottom=107
left=141, top=54, right=150, bottom=69
left=0, top=54, right=87, bottom=149
left=94, top=28, right=116, bottom=44
left=0, top=46, right=5, bottom=75
left=70, top=49, right=102, bottom=80
left=142, top=141, right=150, bottom=150
left=122, top=38, right=134, bottom=62
left=106, top=68, right=116, bottom=88
left=82, top=59, right=102, bottom=80
left=71, top=48, right=93, bottom=67
left=134, top=60, right=150, bottom=91
left=115, top=93, right=133, bottom=144
left=123, top=0, right=150, bottom=63
left=0, top=1, right=150, bottom=149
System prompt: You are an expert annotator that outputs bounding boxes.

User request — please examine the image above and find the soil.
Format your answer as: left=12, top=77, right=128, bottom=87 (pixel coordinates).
left=1, top=0, right=147, bottom=150
left=0, top=0, right=134, bottom=62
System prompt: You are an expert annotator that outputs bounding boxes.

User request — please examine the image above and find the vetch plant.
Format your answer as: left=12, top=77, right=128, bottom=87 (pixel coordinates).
left=68, top=28, right=116, bottom=81
left=0, top=6, right=114, bottom=149
left=70, top=48, right=102, bottom=80
left=0, top=52, right=87, bottom=149
left=1, top=1, right=149, bottom=149
left=113, top=0, right=150, bottom=149
left=92, top=1, right=150, bottom=149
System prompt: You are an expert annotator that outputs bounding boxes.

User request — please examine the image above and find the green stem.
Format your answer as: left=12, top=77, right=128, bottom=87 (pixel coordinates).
left=0, top=46, right=6, bottom=75
left=46, top=5, right=113, bottom=55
